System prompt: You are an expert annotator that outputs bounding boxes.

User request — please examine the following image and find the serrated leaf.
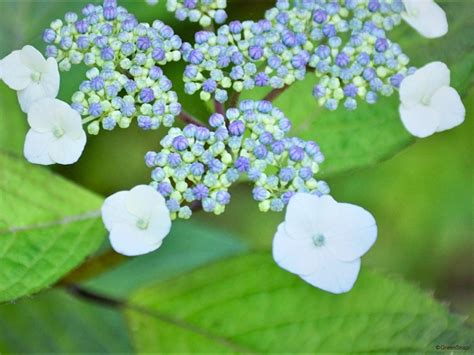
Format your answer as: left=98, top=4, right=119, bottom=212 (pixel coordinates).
left=0, top=290, right=133, bottom=353
left=248, top=1, right=474, bottom=177
left=0, top=151, right=105, bottom=302
left=125, top=254, right=473, bottom=353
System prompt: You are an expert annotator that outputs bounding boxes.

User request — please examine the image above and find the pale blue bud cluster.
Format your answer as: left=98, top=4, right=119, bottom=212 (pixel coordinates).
left=145, top=100, right=328, bottom=219
left=181, top=0, right=413, bottom=110
left=147, top=0, right=228, bottom=27
left=43, top=0, right=183, bottom=133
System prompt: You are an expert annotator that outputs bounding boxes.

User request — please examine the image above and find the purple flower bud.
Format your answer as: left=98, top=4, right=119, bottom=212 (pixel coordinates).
left=282, top=30, right=297, bottom=47
left=91, top=76, right=105, bottom=91
left=216, top=191, right=231, bottom=205
left=140, top=88, right=155, bottom=103
left=248, top=45, right=264, bottom=60
left=209, top=159, right=224, bottom=173
left=235, top=156, right=250, bottom=172
left=75, top=20, right=88, bottom=34
left=254, top=72, right=269, bottom=86
left=138, top=115, right=153, bottom=130
left=188, top=49, right=204, bottom=64
left=259, top=131, right=273, bottom=145
left=254, top=145, right=268, bottom=159
left=43, top=29, right=56, bottom=43
left=299, top=167, right=313, bottom=180
left=190, top=162, right=205, bottom=176
left=357, top=52, right=370, bottom=66
left=215, top=127, right=229, bottom=141
left=88, top=103, right=102, bottom=117
left=195, top=31, right=210, bottom=44
left=363, top=67, right=376, bottom=81
left=195, top=127, right=210, bottom=141
left=368, top=0, right=381, bottom=12
left=229, top=120, right=245, bottom=136
left=157, top=182, right=173, bottom=196
left=390, top=73, right=404, bottom=88
left=343, top=83, right=358, bottom=97
left=335, top=52, right=350, bottom=67
left=137, top=36, right=151, bottom=51
left=282, top=191, right=295, bottom=204
left=271, top=140, right=285, bottom=155
left=172, top=136, right=189, bottom=151
left=217, top=55, right=230, bottom=68
left=291, top=53, right=308, bottom=69
left=167, top=153, right=182, bottom=167
left=209, top=113, right=225, bottom=127
left=305, top=141, right=320, bottom=155
left=316, top=45, right=330, bottom=59
left=103, top=6, right=117, bottom=20
left=231, top=51, right=244, bottom=65
left=279, top=167, right=294, bottom=182
left=145, top=151, right=157, bottom=167
left=193, top=184, right=209, bottom=200
left=184, top=0, right=197, bottom=9
left=252, top=186, right=268, bottom=201
left=160, top=25, right=174, bottom=39
left=229, top=21, right=242, bottom=34
left=312, top=84, right=326, bottom=98
left=289, top=146, right=304, bottom=161
left=202, top=79, right=217, bottom=93
left=149, top=66, right=163, bottom=80
left=322, top=24, right=336, bottom=38
left=279, top=118, right=291, bottom=132
left=101, top=47, right=114, bottom=61
left=313, top=9, right=328, bottom=24
left=77, top=36, right=90, bottom=49
left=375, top=38, right=389, bottom=52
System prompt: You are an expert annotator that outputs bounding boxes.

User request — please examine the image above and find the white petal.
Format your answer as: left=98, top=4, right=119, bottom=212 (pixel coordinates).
left=23, top=130, right=55, bottom=165
left=323, top=203, right=377, bottom=262
left=399, top=62, right=450, bottom=108
left=17, top=83, right=49, bottom=113
left=41, top=58, right=60, bottom=95
left=0, top=50, right=32, bottom=90
left=109, top=223, right=164, bottom=256
left=60, top=105, right=86, bottom=139
left=272, top=223, right=319, bottom=276
left=27, top=98, right=61, bottom=131
left=20, top=45, right=48, bottom=72
left=126, top=185, right=169, bottom=220
left=300, top=255, right=361, bottom=294
left=402, top=0, right=448, bottom=39
left=399, top=104, right=440, bottom=138
left=284, top=193, right=338, bottom=239
left=48, top=132, right=86, bottom=165
left=431, top=86, right=465, bottom=132
left=101, top=191, right=137, bottom=231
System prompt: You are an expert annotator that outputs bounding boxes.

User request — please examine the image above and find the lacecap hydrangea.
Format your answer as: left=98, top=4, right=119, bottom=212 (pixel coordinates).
left=145, top=99, right=328, bottom=220
left=181, top=0, right=414, bottom=110
left=43, top=0, right=182, bottom=134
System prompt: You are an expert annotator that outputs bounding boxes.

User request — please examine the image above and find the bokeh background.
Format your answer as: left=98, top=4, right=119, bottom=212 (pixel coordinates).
left=0, top=0, right=472, bottom=352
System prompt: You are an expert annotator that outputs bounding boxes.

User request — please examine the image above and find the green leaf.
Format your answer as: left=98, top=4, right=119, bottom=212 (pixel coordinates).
left=250, top=1, right=474, bottom=177
left=125, top=254, right=473, bottom=353
left=0, top=289, right=133, bottom=353
left=81, top=220, right=247, bottom=298
left=0, top=151, right=105, bottom=302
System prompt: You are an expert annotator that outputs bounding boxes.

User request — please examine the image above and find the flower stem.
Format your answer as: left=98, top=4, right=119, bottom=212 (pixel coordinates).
left=228, top=91, right=240, bottom=108
left=214, top=100, right=224, bottom=115
left=178, top=110, right=206, bottom=127
left=263, top=84, right=290, bottom=102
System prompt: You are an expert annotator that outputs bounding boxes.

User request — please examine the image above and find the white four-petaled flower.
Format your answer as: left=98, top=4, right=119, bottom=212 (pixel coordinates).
left=24, top=98, right=87, bottom=165
left=0, top=45, right=60, bottom=113
left=401, top=0, right=448, bottom=39
left=399, top=61, right=465, bottom=138
left=272, top=193, right=377, bottom=294
left=102, top=185, right=172, bottom=256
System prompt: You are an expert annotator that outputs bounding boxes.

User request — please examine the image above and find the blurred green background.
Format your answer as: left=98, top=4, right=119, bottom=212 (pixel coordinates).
left=0, top=0, right=472, bottom=352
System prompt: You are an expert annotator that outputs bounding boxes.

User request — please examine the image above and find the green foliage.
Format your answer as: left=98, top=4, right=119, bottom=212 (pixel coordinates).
left=0, top=152, right=105, bottom=302
left=0, top=290, right=133, bottom=352
left=82, top=220, right=247, bottom=298
left=126, top=254, right=473, bottom=353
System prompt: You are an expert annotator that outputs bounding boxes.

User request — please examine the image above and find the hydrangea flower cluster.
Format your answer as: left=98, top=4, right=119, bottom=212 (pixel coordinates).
left=145, top=100, right=328, bottom=219
left=1, top=0, right=465, bottom=294
left=181, top=0, right=414, bottom=110
left=42, top=0, right=182, bottom=134
left=146, top=0, right=228, bottom=27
